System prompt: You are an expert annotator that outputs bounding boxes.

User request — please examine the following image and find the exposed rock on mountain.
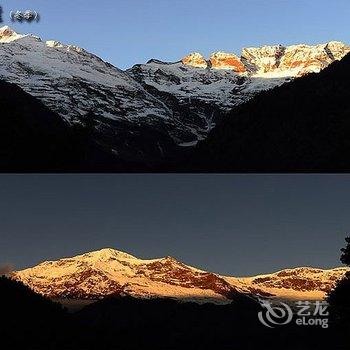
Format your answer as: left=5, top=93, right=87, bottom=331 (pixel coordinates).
left=182, top=41, right=350, bottom=77
left=12, top=249, right=237, bottom=302
left=182, top=52, right=208, bottom=68
left=225, top=267, right=348, bottom=300
left=210, top=51, right=247, bottom=72
left=11, top=248, right=348, bottom=303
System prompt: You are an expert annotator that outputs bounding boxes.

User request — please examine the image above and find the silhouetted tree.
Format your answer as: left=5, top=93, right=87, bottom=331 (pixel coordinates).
left=341, top=236, right=350, bottom=266
left=327, top=236, right=350, bottom=334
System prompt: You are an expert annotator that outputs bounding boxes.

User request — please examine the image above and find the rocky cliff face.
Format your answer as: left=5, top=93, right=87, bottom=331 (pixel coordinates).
left=182, top=52, right=208, bottom=68
left=210, top=51, right=246, bottom=72
left=11, top=248, right=348, bottom=303
left=182, top=41, right=350, bottom=78
left=182, top=51, right=247, bottom=72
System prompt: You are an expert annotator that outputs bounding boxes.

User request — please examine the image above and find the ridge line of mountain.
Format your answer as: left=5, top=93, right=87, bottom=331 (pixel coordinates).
left=1, top=25, right=349, bottom=76
left=1, top=26, right=350, bottom=170
left=10, top=248, right=348, bottom=303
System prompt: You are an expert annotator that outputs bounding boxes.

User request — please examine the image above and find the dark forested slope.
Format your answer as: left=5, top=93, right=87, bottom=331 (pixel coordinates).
left=0, top=276, right=346, bottom=350
left=194, top=54, right=350, bottom=171
left=0, top=80, right=92, bottom=171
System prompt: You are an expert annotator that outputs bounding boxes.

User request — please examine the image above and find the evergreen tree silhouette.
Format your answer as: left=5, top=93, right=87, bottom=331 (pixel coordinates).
left=327, top=235, right=350, bottom=329
left=341, top=236, right=350, bottom=266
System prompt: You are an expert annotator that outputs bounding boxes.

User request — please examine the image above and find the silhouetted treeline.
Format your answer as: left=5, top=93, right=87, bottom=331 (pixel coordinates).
left=71, top=295, right=335, bottom=350
left=0, top=276, right=69, bottom=349
left=191, top=53, right=350, bottom=172
left=2, top=275, right=348, bottom=350
left=327, top=235, right=350, bottom=346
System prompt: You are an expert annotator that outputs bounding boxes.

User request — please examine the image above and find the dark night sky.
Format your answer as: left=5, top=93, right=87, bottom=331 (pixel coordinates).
left=0, top=175, right=348, bottom=276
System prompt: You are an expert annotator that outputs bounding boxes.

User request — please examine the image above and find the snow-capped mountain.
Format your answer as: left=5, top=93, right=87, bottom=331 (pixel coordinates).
left=0, top=26, right=185, bottom=162
left=128, top=59, right=285, bottom=142
left=1, top=25, right=348, bottom=149
left=225, top=267, right=348, bottom=301
left=11, top=248, right=348, bottom=303
left=182, top=41, right=350, bottom=77
left=0, top=27, right=169, bottom=122
left=11, top=248, right=237, bottom=303
left=127, top=41, right=350, bottom=141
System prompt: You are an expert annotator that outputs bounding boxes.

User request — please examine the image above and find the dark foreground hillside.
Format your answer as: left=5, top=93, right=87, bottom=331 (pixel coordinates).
left=0, top=277, right=69, bottom=349
left=0, top=80, right=93, bottom=172
left=1, top=276, right=347, bottom=350
left=192, top=53, right=350, bottom=172
left=0, top=80, right=175, bottom=172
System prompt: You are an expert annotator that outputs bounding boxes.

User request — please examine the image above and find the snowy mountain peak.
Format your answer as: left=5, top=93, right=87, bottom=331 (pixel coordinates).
left=45, top=40, right=64, bottom=48
left=82, top=248, right=142, bottom=263
left=181, top=41, right=350, bottom=78
left=181, top=52, right=208, bottom=68
left=0, top=25, right=12, bottom=33
left=49, top=42, right=87, bottom=54
left=10, top=248, right=349, bottom=304
left=0, top=26, right=24, bottom=43
left=0, top=26, right=83, bottom=51
left=324, top=40, right=350, bottom=60
left=0, top=26, right=172, bottom=130
left=162, top=255, right=178, bottom=261
left=11, top=248, right=237, bottom=302
left=209, top=51, right=247, bottom=72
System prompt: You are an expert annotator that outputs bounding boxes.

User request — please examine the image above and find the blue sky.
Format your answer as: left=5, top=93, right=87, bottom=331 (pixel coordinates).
left=0, top=175, right=349, bottom=275
left=2, top=0, right=350, bottom=69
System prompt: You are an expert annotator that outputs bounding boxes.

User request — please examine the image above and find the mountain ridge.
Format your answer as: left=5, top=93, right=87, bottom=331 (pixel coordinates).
left=2, top=26, right=350, bottom=170
left=192, top=48, right=350, bottom=171
left=11, top=248, right=348, bottom=304
left=1, top=26, right=348, bottom=148
left=181, top=41, right=350, bottom=76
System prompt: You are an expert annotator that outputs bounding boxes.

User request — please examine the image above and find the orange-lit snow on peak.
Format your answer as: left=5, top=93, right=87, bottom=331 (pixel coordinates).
left=181, top=41, right=350, bottom=78
left=181, top=52, right=208, bottom=68
left=0, top=26, right=24, bottom=43
left=11, top=248, right=349, bottom=303
left=210, top=52, right=246, bottom=72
